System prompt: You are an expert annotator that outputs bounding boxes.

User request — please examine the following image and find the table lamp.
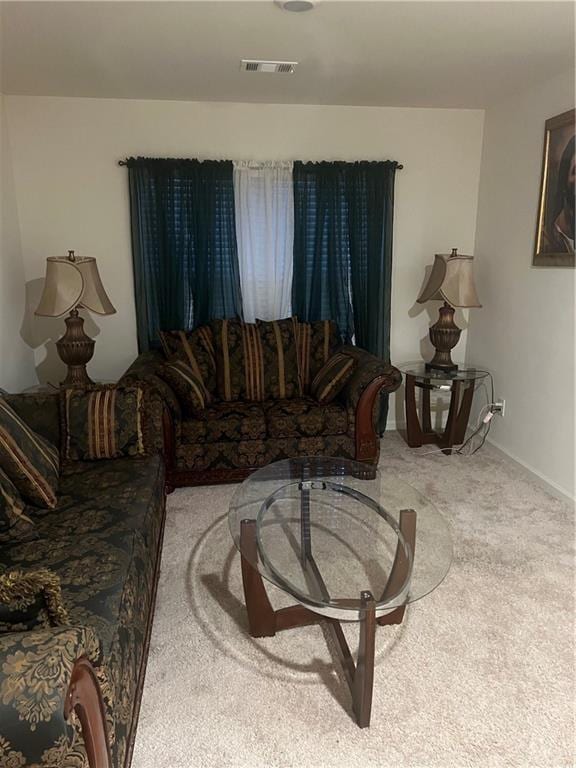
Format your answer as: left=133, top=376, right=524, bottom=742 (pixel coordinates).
left=35, top=250, right=116, bottom=387
left=416, top=248, right=481, bottom=372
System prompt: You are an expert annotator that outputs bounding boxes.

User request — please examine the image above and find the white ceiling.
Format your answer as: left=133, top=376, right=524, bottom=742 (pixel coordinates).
left=1, top=1, right=574, bottom=109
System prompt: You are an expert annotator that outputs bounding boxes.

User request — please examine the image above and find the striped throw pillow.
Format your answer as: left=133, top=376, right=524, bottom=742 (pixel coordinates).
left=159, top=326, right=217, bottom=397
left=212, top=318, right=263, bottom=402
left=310, top=352, right=357, bottom=404
left=61, top=386, right=146, bottom=461
left=0, top=398, right=59, bottom=509
left=212, top=318, right=301, bottom=402
left=296, top=320, right=340, bottom=393
left=257, top=318, right=301, bottom=400
left=159, top=360, right=209, bottom=416
left=0, top=469, right=38, bottom=544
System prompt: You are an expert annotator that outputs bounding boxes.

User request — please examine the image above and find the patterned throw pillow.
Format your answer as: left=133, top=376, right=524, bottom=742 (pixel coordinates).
left=0, top=568, right=68, bottom=633
left=158, top=360, right=210, bottom=417
left=0, top=397, right=59, bottom=509
left=296, top=320, right=340, bottom=393
left=212, top=318, right=301, bottom=402
left=61, top=385, right=146, bottom=461
left=310, top=351, right=357, bottom=404
left=212, top=318, right=262, bottom=402
left=159, top=326, right=217, bottom=396
left=257, top=318, right=301, bottom=400
left=0, top=469, right=37, bottom=545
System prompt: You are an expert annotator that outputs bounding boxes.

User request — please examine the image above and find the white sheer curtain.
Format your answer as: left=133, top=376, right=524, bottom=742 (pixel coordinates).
left=233, top=161, right=294, bottom=323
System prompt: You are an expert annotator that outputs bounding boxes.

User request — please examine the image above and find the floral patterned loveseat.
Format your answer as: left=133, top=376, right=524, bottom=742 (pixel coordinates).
left=121, top=318, right=402, bottom=489
left=0, top=391, right=167, bottom=768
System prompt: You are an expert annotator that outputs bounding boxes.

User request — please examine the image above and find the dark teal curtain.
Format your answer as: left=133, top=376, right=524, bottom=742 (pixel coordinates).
left=346, top=161, right=397, bottom=432
left=292, top=163, right=354, bottom=341
left=127, top=158, right=243, bottom=351
left=293, top=160, right=398, bottom=431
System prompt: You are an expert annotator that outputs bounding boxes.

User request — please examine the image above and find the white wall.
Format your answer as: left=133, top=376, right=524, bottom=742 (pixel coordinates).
left=4, top=96, right=484, bottom=414
left=466, top=69, right=575, bottom=499
left=0, top=95, right=37, bottom=389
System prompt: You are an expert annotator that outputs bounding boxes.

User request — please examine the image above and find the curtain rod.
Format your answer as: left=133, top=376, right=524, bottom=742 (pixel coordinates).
left=117, top=159, right=403, bottom=169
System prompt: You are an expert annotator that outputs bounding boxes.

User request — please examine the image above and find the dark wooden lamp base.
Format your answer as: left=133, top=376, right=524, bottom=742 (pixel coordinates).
left=239, top=510, right=416, bottom=729
left=56, top=309, right=95, bottom=388
left=427, top=302, right=461, bottom=372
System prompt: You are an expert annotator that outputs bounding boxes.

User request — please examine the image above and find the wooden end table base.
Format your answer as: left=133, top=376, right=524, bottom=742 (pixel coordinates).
left=239, top=511, right=416, bottom=729
left=405, top=375, right=475, bottom=454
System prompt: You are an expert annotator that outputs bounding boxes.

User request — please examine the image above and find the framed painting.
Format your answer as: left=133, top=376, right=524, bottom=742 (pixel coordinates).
left=533, top=108, right=575, bottom=267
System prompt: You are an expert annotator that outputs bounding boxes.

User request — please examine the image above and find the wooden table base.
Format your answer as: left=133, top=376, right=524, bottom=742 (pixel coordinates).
left=239, top=510, right=416, bottom=728
left=405, top=374, right=475, bottom=454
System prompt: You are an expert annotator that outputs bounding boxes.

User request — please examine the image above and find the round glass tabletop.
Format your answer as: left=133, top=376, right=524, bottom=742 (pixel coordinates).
left=396, top=362, right=491, bottom=383
left=229, top=458, right=452, bottom=621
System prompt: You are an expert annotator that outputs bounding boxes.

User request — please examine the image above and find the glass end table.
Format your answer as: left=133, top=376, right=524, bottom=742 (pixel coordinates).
left=397, top=362, right=490, bottom=454
left=229, top=457, right=452, bottom=728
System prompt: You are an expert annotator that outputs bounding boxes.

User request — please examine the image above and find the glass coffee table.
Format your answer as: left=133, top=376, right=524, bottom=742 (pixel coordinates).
left=229, top=457, right=452, bottom=728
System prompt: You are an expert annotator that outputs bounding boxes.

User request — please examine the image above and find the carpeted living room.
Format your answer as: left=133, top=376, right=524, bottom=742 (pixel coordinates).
left=0, top=2, right=574, bottom=768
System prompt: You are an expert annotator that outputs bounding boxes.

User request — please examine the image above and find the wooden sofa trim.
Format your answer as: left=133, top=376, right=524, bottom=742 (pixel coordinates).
left=64, top=657, right=111, bottom=768
left=170, top=465, right=258, bottom=488
left=354, top=374, right=390, bottom=463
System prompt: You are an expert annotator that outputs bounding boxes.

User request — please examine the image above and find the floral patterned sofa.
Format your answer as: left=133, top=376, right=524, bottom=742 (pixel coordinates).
left=0, top=391, right=166, bottom=768
left=121, top=318, right=402, bottom=489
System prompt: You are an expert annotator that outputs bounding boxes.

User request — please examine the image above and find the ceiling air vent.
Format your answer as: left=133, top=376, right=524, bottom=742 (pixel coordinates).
left=240, top=60, right=298, bottom=74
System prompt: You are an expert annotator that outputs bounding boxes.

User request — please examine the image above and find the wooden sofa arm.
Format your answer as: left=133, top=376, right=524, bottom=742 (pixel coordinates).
left=338, top=346, right=402, bottom=463
left=65, top=657, right=111, bottom=768
left=0, top=626, right=109, bottom=768
left=355, top=373, right=398, bottom=461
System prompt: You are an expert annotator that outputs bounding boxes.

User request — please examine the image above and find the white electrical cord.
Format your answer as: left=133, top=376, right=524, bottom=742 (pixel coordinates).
left=415, top=372, right=496, bottom=457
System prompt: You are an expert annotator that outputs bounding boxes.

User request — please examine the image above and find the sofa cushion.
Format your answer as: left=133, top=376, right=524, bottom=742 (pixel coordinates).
left=311, top=351, right=357, bottom=404
left=212, top=317, right=269, bottom=402
left=212, top=317, right=301, bottom=402
left=0, top=397, right=59, bottom=509
left=212, top=318, right=261, bottom=401
left=181, top=401, right=267, bottom=444
left=264, top=398, right=349, bottom=438
left=296, top=320, right=340, bottom=393
left=61, top=385, right=147, bottom=461
left=0, top=469, right=37, bottom=545
left=159, top=325, right=217, bottom=396
left=159, top=359, right=211, bottom=416
left=175, top=435, right=356, bottom=471
left=257, top=318, right=301, bottom=400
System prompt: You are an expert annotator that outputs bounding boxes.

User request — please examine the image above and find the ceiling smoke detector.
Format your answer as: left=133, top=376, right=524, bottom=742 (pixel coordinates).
left=240, top=60, right=298, bottom=74
left=277, top=0, right=316, bottom=10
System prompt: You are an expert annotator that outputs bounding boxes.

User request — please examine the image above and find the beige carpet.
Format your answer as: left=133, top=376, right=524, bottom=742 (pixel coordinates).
left=131, top=434, right=574, bottom=768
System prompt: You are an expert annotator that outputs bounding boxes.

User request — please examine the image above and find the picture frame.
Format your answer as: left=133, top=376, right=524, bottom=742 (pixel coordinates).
left=533, top=108, right=575, bottom=268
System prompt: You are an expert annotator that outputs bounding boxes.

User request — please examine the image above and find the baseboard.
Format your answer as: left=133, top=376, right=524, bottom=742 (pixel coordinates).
left=487, top=437, right=575, bottom=506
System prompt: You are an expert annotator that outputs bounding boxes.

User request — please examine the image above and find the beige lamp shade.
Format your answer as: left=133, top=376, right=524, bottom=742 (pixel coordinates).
left=36, top=255, right=116, bottom=318
left=417, top=250, right=482, bottom=308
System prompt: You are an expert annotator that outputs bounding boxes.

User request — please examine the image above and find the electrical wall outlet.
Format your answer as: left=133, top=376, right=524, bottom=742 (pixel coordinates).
left=493, top=398, right=506, bottom=417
